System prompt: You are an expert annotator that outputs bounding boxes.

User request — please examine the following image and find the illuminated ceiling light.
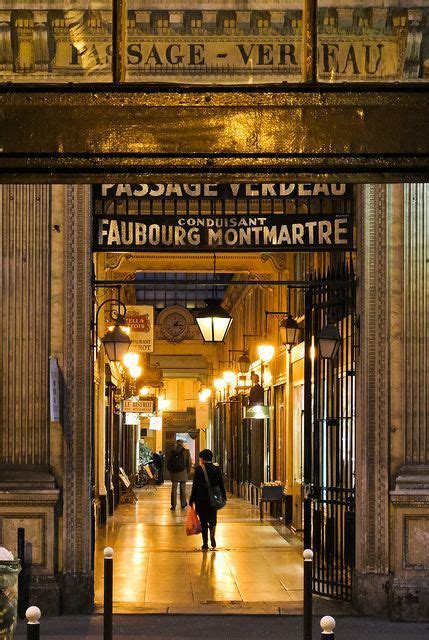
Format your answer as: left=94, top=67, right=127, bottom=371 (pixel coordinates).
left=128, top=365, right=142, bottom=380
left=238, top=351, right=251, bottom=374
left=213, top=378, right=226, bottom=391
left=101, top=324, right=131, bottom=363
left=223, top=370, right=236, bottom=385
left=257, top=343, right=275, bottom=363
left=317, top=324, right=341, bottom=359
left=139, top=386, right=150, bottom=397
left=195, top=254, right=233, bottom=343
left=123, top=351, right=140, bottom=369
left=196, top=300, right=233, bottom=343
left=199, top=387, right=211, bottom=403
left=279, top=314, right=300, bottom=349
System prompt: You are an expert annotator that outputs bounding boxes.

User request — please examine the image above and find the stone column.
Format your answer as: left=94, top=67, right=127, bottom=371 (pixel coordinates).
left=0, top=184, right=60, bottom=612
left=354, top=184, right=390, bottom=614
left=355, top=183, right=429, bottom=621
left=61, top=185, right=93, bottom=612
left=390, top=183, right=429, bottom=621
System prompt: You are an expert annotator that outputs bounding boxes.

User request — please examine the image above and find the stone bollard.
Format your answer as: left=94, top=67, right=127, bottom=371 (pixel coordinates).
left=25, top=607, right=41, bottom=640
left=104, top=547, right=114, bottom=640
left=320, top=615, right=336, bottom=638
left=303, top=549, right=313, bottom=640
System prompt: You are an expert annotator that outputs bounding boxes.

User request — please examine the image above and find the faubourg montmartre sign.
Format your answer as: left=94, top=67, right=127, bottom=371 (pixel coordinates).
left=92, top=183, right=354, bottom=253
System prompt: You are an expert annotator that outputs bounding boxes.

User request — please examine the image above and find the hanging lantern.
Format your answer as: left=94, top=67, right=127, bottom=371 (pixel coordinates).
left=101, top=324, right=131, bottom=362
left=279, top=314, right=300, bottom=348
left=238, top=351, right=251, bottom=374
left=317, top=324, right=341, bottom=359
left=196, top=300, right=233, bottom=343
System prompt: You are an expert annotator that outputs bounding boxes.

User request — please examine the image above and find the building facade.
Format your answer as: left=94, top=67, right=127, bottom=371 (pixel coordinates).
left=0, top=0, right=428, bottom=623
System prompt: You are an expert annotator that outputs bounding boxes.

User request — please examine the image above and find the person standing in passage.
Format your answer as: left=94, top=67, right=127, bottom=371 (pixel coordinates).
left=190, top=449, right=226, bottom=550
left=167, top=439, right=192, bottom=510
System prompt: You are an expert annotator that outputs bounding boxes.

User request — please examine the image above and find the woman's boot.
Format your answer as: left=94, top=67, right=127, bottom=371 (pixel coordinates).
left=202, top=525, right=209, bottom=550
left=209, top=526, right=216, bottom=548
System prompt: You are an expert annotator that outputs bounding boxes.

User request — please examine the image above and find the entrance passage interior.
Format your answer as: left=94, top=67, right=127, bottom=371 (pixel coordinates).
left=92, top=181, right=356, bottom=611
left=95, top=485, right=302, bottom=610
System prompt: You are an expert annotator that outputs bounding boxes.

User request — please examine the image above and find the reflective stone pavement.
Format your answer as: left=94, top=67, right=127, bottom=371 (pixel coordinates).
left=94, top=484, right=304, bottom=612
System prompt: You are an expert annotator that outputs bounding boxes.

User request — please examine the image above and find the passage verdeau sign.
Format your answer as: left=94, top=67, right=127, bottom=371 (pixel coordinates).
left=92, top=183, right=354, bottom=253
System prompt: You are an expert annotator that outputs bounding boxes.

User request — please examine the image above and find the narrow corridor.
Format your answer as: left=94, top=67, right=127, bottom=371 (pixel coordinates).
left=95, top=485, right=303, bottom=612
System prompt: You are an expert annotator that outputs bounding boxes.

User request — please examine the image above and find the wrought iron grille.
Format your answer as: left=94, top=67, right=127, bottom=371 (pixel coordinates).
left=304, top=265, right=356, bottom=601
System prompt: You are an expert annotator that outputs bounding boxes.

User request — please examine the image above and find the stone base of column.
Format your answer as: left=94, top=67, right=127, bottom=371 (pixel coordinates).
left=0, top=466, right=61, bottom=614
left=390, top=465, right=429, bottom=622
left=28, top=575, right=61, bottom=616
left=353, top=571, right=390, bottom=616
left=61, top=572, right=94, bottom=614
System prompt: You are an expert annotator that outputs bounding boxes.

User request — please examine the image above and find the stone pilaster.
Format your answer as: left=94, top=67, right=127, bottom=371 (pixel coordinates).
left=0, top=184, right=60, bottom=613
left=389, top=183, right=429, bottom=621
left=61, top=185, right=94, bottom=612
left=354, top=184, right=391, bottom=614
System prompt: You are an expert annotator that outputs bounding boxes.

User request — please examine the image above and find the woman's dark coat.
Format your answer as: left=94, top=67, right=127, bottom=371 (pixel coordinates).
left=189, top=462, right=226, bottom=520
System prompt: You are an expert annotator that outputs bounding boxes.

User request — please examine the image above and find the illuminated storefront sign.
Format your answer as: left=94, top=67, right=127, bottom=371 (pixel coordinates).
left=92, top=182, right=354, bottom=252
left=123, top=399, right=155, bottom=413
left=126, top=305, right=154, bottom=353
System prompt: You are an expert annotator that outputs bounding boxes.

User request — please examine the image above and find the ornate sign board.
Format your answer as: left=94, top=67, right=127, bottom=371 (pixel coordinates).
left=126, top=305, right=154, bottom=353
left=92, top=183, right=354, bottom=253
left=123, top=399, right=155, bottom=413
left=1, top=7, right=427, bottom=82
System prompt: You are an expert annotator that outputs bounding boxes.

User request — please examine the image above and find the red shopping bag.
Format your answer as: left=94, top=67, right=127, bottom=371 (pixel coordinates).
left=186, top=507, right=202, bottom=536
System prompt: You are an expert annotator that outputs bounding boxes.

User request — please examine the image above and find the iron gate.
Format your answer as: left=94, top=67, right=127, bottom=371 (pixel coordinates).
left=303, top=265, right=356, bottom=601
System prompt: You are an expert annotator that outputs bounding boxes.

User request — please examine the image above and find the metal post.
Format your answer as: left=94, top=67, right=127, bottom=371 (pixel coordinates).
left=26, top=606, right=41, bottom=640
left=17, top=527, right=26, bottom=619
left=320, top=616, right=336, bottom=638
left=303, top=549, right=313, bottom=640
left=104, top=547, right=114, bottom=640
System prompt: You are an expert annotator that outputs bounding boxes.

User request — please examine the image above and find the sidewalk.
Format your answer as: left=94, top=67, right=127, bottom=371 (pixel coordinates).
left=15, top=614, right=429, bottom=639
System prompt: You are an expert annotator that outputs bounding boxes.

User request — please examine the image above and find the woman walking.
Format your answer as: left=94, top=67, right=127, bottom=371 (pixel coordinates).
left=189, top=449, right=227, bottom=550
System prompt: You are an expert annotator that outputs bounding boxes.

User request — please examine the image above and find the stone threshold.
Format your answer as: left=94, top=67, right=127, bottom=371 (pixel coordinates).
left=94, top=598, right=355, bottom=617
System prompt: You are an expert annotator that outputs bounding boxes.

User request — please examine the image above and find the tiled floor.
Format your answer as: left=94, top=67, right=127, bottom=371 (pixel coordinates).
left=95, top=484, right=303, bottom=610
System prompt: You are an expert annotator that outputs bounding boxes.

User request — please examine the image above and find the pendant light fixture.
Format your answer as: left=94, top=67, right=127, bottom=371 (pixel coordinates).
left=196, top=254, right=233, bottom=343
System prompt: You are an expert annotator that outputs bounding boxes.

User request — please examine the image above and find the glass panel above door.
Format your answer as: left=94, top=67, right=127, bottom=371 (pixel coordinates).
left=317, top=1, right=429, bottom=82
left=0, top=2, right=113, bottom=82
left=125, top=2, right=305, bottom=84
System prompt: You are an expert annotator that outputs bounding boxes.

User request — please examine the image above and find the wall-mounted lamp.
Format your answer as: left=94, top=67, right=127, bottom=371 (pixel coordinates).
left=317, top=324, right=341, bottom=359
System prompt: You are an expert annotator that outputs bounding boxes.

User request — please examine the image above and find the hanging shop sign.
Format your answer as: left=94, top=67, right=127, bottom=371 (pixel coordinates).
left=123, top=399, right=155, bottom=413
left=92, top=183, right=353, bottom=253
left=93, top=213, right=352, bottom=253
left=126, top=305, right=154, bottom=353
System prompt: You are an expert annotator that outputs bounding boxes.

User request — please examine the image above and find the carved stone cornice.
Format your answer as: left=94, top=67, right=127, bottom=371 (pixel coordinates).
left=260, top=252, right=288, bottom=272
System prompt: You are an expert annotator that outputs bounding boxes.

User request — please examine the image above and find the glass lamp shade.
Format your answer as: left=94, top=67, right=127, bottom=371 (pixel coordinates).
left=196, top=300, right=233, bottom=343
left=123, top=351, right=139, bottom=368
left=139, top=386, right=150, bottom=397
left=128, top=365, right=142, bottom=379
left=213, top=378, right=226, bottom=391
left=257, top=343, right=275, bottom=363
left=101, top=325, right=131, bottom=362
left=238, top=352, right=251, bottom=374
left=318, top=324, right=341, bottom=359
left=223, top=370, right=236, bottom=385
left=279, top=314, right=300, bottom=348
